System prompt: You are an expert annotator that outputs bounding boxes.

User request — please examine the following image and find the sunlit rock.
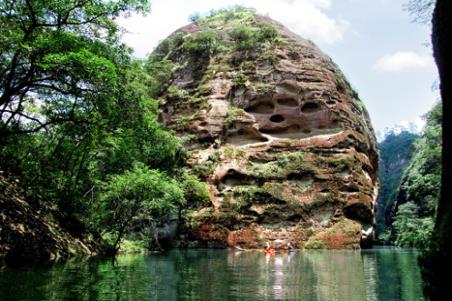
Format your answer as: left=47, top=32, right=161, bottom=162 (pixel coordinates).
left=152, top=9, right=379, bottom=249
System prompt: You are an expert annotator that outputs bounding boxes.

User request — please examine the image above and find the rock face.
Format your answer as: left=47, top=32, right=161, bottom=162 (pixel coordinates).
left=152, top=9, right=378, bottom=249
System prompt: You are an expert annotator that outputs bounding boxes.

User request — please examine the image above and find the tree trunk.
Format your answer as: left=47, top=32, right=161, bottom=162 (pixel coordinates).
left=111, top=222, right=128, bottom=256
left=421, top=1, right=452, bottom=300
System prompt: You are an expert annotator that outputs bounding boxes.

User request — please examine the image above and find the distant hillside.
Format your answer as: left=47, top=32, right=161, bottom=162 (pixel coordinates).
left=376, top=131, right=418, bottom=234
left=379, top=103, right=441, bottom=247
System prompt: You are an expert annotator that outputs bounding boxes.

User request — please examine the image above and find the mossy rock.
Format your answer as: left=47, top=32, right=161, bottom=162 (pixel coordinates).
left=154, top=7, right=378, bottom=249
left=306, top=219, right=361, bottom=249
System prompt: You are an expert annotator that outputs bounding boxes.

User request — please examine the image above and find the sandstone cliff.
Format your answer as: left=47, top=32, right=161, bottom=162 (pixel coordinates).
left=150, top=8, right=379, bottom=249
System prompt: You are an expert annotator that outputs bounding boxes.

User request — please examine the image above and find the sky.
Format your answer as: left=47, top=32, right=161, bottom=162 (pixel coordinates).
left=117, top=0, right=439, bottom=137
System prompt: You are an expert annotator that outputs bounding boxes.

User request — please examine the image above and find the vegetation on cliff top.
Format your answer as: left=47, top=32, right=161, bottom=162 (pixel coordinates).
left=146, top=7, right=283, bottom=103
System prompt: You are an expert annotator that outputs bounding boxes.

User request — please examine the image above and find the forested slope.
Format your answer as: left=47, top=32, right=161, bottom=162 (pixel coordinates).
left=378, top=103, right=441, bottom=248
left=377, top=131, right=418, bottom=234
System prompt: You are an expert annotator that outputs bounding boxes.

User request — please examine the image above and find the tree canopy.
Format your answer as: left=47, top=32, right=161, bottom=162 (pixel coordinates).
left=0, top=0, right=149, bottom=138
left=0, top=0, right=209, bottom=255
left=99, top=163, right=185, bottom=252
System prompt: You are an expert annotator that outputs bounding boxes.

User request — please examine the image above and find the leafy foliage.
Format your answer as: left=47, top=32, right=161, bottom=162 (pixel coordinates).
left=392, top=202, right=434, bottom=248
left=0, top=0, right=211, bottom=256
left=377, top=131, right=418, bottom=233
left=398, top=103, right=441, bottom=217
left=0, top=0, right=149, bottom=137
left=180, top=171, right=211, bottom=206
left=230, top=23, right=278, bottom=50
left=230, top=25, right=256, bottom=49
left=381, top=103, right=442, bottom=248
left=99, top=163, right=184, bottom=252
left=182, top=30, right=219, bottom=57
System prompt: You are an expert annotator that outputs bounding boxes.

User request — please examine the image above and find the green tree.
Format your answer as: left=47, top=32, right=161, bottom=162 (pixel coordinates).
left=99, top=163, right=184, bottom=253
left=0, top=0, right=190, bottom=248
left=230, top=25, right=256, bottom=49
left=393, top=202, right=434, bottom=248
left=180, top=170, right=211, bottom=206
left=182, top=30, right=219, bottom=57
left=396, top=104, right=441, bottom=217
left=0, top=0, right=215, bottom=260
left=0, top=0, right=150, bottom=138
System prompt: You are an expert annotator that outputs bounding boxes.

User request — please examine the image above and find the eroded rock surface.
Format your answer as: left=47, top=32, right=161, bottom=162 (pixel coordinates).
left=151, top=9, right=378, bottom=249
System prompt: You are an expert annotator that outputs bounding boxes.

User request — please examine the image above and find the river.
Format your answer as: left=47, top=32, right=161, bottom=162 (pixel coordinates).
left=0, top=247, right=425, bottom=300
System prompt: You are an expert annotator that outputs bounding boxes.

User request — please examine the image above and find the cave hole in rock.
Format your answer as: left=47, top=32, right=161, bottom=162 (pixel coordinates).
left=326, top=100, right=336, bottom=106
left=339, top=185, right=360, bottom=193
left=245, top=102, right=274, bottom=114
left=287, top=172, right=313, bottom=182
left=270, top=114, right=284, bottom=123
left=249, top=155, right=272, bottom=163
left=226, top=129, right=269, bottom=146
left=277, top=98, right=299, bottom=107
left=220, top=170, right=255, bottom=187
left=288, top=213, right=305, bottom=222
left=333, top=209, right=343, bottom=218
left=343, top=203, right=373, bottom=224
left=289, top=176, right=313, bottom=188
left=301, top=102, right=321, bottom=113
left=198, top=135, right=214, bottom=144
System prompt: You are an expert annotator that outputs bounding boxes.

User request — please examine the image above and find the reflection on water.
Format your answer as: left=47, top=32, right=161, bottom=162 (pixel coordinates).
left=0, top=248, right=425, bottom=301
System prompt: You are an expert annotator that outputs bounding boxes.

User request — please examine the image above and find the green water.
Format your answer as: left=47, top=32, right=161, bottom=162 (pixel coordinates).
left=0, top=248, right=425, bottom=301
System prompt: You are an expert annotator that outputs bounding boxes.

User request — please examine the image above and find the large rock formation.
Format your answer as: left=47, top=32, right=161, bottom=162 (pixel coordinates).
left=151, top=8, right=378, bottom=249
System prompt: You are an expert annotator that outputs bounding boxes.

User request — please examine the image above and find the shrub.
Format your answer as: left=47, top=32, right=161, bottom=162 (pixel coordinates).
left=304, top=240, right=324, bottom=249
left=393, top=202, right=434, bottom=248
left=146, top=58, right=176, bottom=97
left=182, top=30, right=219, bottom=57
left=181, top=171, right=211, bottom=205
left=230, top=25, right=257, bottom=49
left=99, top=163, right=184, bottom=253
left=256, top=24, right=278, bottom=42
